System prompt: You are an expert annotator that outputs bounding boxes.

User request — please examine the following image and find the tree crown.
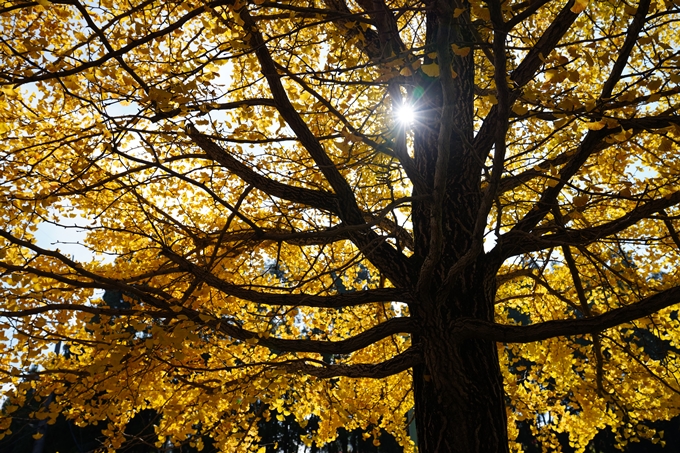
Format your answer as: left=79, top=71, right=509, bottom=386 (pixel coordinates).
left=1, top=0, right=680, bottom=451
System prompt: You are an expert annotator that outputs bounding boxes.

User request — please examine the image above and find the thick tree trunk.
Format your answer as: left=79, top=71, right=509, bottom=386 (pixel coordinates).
left=408, top=1, right=508, bottom=449
left=411, top=267, right=509, bottom=453
left=413, top=334, right=508, bottom=453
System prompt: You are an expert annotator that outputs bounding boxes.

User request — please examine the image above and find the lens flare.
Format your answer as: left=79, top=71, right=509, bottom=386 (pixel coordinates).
left=396, top=104, right=415, bottom=124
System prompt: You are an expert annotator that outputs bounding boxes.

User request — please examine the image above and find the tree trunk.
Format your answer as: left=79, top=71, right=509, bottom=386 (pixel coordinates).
left=413, top=335, right=509, bottom=452
left=408, top=1, right=509, bottom=448
left=411, top=266, right=509, bottom=453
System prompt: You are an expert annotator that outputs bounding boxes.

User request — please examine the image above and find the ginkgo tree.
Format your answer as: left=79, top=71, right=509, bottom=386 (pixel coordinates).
left=1, top=0, right=680, bottom=451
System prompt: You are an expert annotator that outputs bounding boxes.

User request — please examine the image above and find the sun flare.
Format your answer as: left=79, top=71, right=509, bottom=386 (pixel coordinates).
left=395, top=104, right=415, bottom=124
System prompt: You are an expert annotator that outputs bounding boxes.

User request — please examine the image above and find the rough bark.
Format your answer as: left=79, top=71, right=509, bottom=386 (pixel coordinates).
left=408, top=1, right=509, bottom=449
left=413, top=339, right=508, bottom=453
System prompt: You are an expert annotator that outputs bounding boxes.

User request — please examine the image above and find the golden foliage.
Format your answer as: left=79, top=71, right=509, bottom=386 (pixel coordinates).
left=0, top=0, right=679, bottom=451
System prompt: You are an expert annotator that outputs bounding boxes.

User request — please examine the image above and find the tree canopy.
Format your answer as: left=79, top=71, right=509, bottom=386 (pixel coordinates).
left=1, top=0, right=680, bottom=451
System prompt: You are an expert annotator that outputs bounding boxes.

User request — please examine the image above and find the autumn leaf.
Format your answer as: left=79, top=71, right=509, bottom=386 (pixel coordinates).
left=572, top=194, right=589, bottom=207
left=421, top=62, right=440, bottom=78
left=400, top=66, right=413, bottom=77
left=512, top=104, right=529, bottom=115
left=451, top=44, right=471, bottom=57
left=586, top=120, right=607, bottom=130
left=1, top=0, right=679, bottom=452
left=570, top=0, right=589, bottom=13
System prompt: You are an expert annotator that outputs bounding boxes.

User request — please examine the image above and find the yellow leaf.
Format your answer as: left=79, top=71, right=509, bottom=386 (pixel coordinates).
left=647, top=79, right=662, bottom=91
left=148, top=87, right=172, bottom=103
left=35, top=0, right=50, bottom=5
left=573, top=195, right=589, bottom=207
left=624, top=4, right=637, bottom=14
left=512, top=104, right=529, bottom=115
left=586, top=121, right=606, bottom=130
left=584, top=100, right=597, bottom=111
left=545, top=69, right=559, bottom=82
left=0, top=86, right=19, bottom=97
left=453, top=7, right=466, bottom=17
left=400, top=66, right=413, bottom=77
left=421, top=63, right=440, bottom=78
left=570, top=0, right=589, bottom=13
left=659, top=137, right=674, bottom=151
left=476, top=7, right=490, bottom=21
left=451, top=44, right=471, bottom=57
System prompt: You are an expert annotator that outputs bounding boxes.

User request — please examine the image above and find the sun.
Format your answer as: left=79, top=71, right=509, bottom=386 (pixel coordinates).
left=395, top=103, right=415, bottom=124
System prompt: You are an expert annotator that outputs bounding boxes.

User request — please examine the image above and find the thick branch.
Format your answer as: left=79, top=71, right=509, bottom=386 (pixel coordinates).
left=507, top=0, right=554, bottom=29
left=474, top=0, right=580, bottom=161
left=0, top=229, right=175, bottom=304
left=209, top=315, right=413, bottom=355
left=163, top=248, right=411, bottom=307
left=600, top=0, right=651, bottom=99
left=238, top=8, right=416, bottom=286
left=503, top=190, right=680, bottom=255
left=510, top=0, right=580, bottom=87
left=282, top=346, right=420, bottom=378
left=197, top=216, right=413, bottom=250
left=498, top=115, right=680, bottom=195
left=501, top=128, right=611, bottom=240
left=240, top=8, right=364, bottom=223
left=186, top=124, right=340, bottom=213
left=456, top=285, right=680, bottom=343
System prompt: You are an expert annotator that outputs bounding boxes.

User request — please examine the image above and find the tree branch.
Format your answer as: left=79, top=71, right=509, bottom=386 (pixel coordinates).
left=503, top=190, right=680, bottom=255
left=510, top=0, right=581, bottom=88
left=2, top=0, right=231, bottom=86
left=497, top=115, right=680, bottom=195
left=237, top=8, right=416, bottom=286
left=162, top=248, right=411, bottom=307
left=281, top=346, right=420, bottom=378
left=186, top=124, right=340, bottom=213
left=208, top=315, right=413, bottom=355
left=473, top=0, right=580, bottom=162
left=599, top=0, right=651, bottom=100
left=457, top=285, right=680, bottom=343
